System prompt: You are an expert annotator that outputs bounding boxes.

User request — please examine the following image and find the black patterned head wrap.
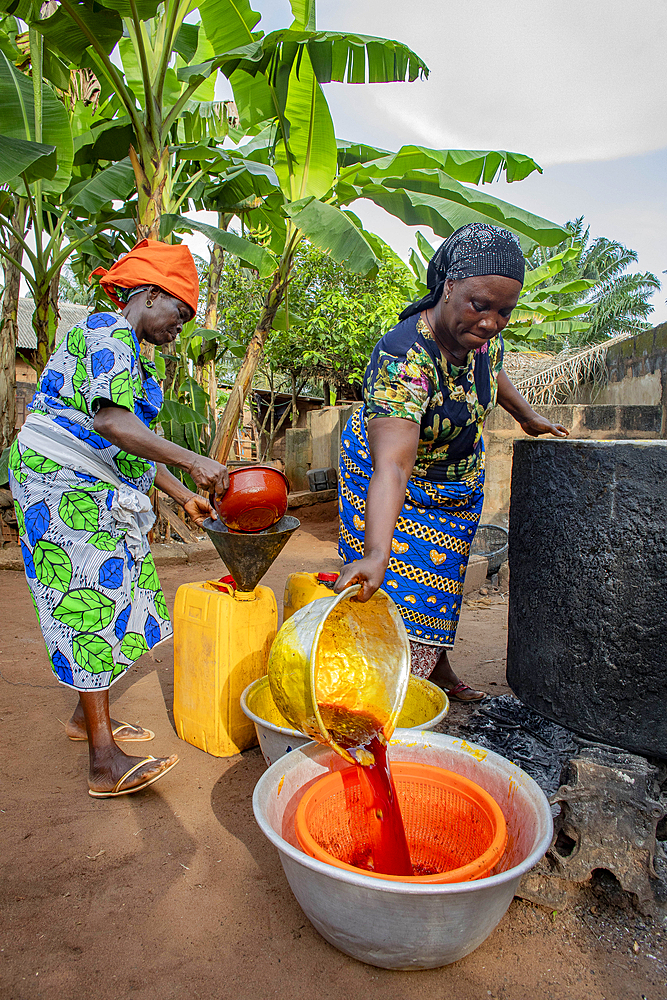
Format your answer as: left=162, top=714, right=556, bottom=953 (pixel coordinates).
left=399, top=222, right=525, bottom=321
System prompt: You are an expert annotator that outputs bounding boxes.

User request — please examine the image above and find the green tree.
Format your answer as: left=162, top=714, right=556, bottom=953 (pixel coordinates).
left=526, top=217, right=661, bottom=346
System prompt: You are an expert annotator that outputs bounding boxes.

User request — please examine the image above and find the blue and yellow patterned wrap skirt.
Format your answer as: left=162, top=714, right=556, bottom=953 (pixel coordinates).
left=338, top=407, right=484, bottom=649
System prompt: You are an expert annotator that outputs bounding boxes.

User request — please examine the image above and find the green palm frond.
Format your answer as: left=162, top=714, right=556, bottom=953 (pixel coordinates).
left=524, top=216, right=661, bottom=348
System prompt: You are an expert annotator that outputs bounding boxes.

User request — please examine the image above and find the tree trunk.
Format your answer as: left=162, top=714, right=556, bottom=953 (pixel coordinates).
left=210, top=269, right=286, bottom=464
left=291, top=371, right=298, bottom=426
left=129, top=143, right=169, bottom=242
left=33, top=268, right=62, bottom=376
left=0, top=198, right=26, bottom=450
left=130, top=143, right=170, bottom=364
left=196, top=240, right=224, bottom=420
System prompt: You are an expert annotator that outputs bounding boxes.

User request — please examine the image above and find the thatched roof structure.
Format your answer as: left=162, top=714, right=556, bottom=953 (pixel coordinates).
left=504, top=332, right=633, bottom=406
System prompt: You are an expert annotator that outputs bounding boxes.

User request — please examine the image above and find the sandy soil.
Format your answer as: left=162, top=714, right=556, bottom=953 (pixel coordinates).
left=0, top=502, right=664, bottom=1000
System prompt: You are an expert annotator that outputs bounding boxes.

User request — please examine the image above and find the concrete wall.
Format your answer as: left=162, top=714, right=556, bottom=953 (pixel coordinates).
left=482, top=403, right=663, bottom=524
left=566, top=322, right=667, bottom=426
left=567, top=370, right=662, bottom=406
left=604, top=321, right=667, bottom=436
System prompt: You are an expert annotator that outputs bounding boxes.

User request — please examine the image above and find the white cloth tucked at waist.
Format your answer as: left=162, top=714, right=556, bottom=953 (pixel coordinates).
left=18, top=413, right=155, bottom=556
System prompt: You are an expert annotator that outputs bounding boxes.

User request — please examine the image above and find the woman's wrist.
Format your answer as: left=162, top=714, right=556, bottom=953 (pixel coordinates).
left=154, top=464, right=197, bottom=507
left=363, top=548, right=390, bottom=569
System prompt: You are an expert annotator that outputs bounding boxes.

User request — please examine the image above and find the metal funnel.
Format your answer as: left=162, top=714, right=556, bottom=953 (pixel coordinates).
left=202, top=515, right=300, bottom=592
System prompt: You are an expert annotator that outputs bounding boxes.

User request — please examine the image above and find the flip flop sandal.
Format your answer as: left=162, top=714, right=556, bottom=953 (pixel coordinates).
left=88, top=755, right=179, bottom=798
left=445, top=681, right=486, bottom=703
left=69, top=722, right=155, bottom=743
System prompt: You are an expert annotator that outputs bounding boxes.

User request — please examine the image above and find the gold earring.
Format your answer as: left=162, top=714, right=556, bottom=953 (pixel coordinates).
left=145, top=299, right=153, bottom=308
left=444, top=295, right=450, bottom=303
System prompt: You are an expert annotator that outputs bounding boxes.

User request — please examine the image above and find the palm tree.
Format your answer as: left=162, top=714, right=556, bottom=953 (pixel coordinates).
left=527, top=217, right=661, bottom=346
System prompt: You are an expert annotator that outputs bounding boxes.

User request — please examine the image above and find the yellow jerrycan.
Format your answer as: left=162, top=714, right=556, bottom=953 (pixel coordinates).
left=268, top=584, right=410, bottom=765
left=283, top=571, right=339, bottom=621
left=173, top=577, right=277, bottom=756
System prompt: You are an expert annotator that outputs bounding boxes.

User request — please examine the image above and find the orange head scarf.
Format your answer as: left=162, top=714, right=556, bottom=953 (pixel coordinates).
left=91, top=238, right=199, bottom=316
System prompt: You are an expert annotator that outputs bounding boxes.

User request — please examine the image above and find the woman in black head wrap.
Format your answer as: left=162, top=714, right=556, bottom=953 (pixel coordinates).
left=335, top=223, right=568, bottom=700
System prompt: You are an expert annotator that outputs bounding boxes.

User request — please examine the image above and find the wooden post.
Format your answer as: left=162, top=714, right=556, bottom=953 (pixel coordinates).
left=209, top=269, right=285, bottom=464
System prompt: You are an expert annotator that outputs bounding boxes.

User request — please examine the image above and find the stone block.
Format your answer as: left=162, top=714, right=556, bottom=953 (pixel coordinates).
left=288, top=488, right=337, bottom=508
left=582, top=404, right=617, bottom=430
left=308, top=406, right=341, bottom=470
left=618, top=405, right=662, bottom=433
left=463, top=553, right=488, bottom=594
left=285, top=427, right=312, bottom=492
left=151, top=542, right=188, bottom=566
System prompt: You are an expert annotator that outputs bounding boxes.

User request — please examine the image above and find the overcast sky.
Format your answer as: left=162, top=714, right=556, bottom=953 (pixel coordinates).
left=216, top=0, right=666, bottom=324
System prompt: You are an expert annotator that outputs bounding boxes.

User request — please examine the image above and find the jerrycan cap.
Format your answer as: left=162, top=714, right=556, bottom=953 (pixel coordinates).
left=317, top=572, right=339, bottom=588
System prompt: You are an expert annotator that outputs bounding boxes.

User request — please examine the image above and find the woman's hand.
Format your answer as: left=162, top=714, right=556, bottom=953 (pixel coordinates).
left=334, top=554, right=387, bottom=603
left=183, top=495, right=216, bottom=527
left=184, top=455, right=230, bottom=496
left=496, top=370, right=569, bottom=438
left=519, top=413, right=569, bottom=438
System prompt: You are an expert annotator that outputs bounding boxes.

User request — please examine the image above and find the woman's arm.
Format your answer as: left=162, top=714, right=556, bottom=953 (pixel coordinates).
left=153, top=463, right=215, bottom=528
left=496, top=369, right=569, bottom=437
left=334, top=417, right=420, bottom=602
left=93, top=403, right=229, bottom=495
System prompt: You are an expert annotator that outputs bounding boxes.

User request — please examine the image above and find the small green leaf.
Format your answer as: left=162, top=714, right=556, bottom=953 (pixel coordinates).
left=59, top=490, right=100, bottom=531
left=72, top=358, right=89, bottom=391
left=72, top=632, right=114, bottom=674
left=138, top=553, right=160, bottom=592
left=14, top=501, right=25, bottom=537
left=110, top=369, right=133, bottom=408
left=53, top=588, right=116, bottom=632
left=22, top=448, right=61, bottom=474
left=114, top=452, right=151, bottom=480
left=153, top=590, right=170, bottom=621
left=112, top=328, right=138, bottom=351
left=67, top=325, right=86, bottom=359
left=120, top=631, right=148, bottom=661
left=8, top=442, right=21, bottom=475
left=33, top=540, right=73, bottom=592
left=88, top=530, right=120, bottom=551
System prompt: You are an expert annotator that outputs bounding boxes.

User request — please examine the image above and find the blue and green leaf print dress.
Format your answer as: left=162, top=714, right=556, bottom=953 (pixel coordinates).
left=9, top=312, right=172, bottom=691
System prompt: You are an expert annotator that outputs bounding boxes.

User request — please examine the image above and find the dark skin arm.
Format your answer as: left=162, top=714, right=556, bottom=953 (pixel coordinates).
left=335, top=375, right=568, bottom=603
left=93, top=402, right=229, bottom=527
left=497, top=369, right=569, bottom=437
left=335, top=417, right=419, bottom=602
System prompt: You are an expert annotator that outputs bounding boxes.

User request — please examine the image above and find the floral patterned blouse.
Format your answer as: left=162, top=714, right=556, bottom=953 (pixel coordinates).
left=363, top=314, right=504, bottom=482
left=28, top=311, right=163, bottom=492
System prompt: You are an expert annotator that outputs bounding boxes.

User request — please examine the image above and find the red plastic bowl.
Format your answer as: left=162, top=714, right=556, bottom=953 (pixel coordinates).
left=214, top=465, right=290, bottom=533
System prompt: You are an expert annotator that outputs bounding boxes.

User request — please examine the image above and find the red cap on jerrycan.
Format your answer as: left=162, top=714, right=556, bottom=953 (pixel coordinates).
left=317, top=572, right=339, bottom=589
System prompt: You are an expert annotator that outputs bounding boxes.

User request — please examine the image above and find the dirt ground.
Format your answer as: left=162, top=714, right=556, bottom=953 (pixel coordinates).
left=1, top=502, right=665, bottom=1000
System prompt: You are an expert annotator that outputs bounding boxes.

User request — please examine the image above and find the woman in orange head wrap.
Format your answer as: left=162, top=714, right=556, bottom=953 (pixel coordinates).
left=9, top=240, right=228, bottom=799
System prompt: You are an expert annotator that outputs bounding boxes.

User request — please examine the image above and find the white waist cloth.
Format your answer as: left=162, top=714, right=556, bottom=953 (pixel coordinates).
left=18, top=413, right=155, bottom=556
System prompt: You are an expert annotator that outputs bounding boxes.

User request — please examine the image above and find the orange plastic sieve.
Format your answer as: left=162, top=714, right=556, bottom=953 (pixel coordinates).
left=295, top=761, right=508, bottom=883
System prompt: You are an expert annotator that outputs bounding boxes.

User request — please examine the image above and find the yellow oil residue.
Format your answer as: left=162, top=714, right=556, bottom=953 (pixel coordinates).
left=315, top=603, right=392, bottom=720
left=460, top=739, right=488, bottom=761
left=396, top=677, right=447, bottom=728
left=249, top=679, right=294, bottom=729
left=277, top=774, right=285, bottom=796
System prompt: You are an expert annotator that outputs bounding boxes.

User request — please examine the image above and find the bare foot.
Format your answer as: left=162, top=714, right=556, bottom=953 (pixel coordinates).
left=88, top=748, right=179, bottom=796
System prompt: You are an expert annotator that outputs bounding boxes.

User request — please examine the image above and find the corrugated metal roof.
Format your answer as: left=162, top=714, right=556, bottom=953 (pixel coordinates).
left=17, top=298, right=91, bottom=350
